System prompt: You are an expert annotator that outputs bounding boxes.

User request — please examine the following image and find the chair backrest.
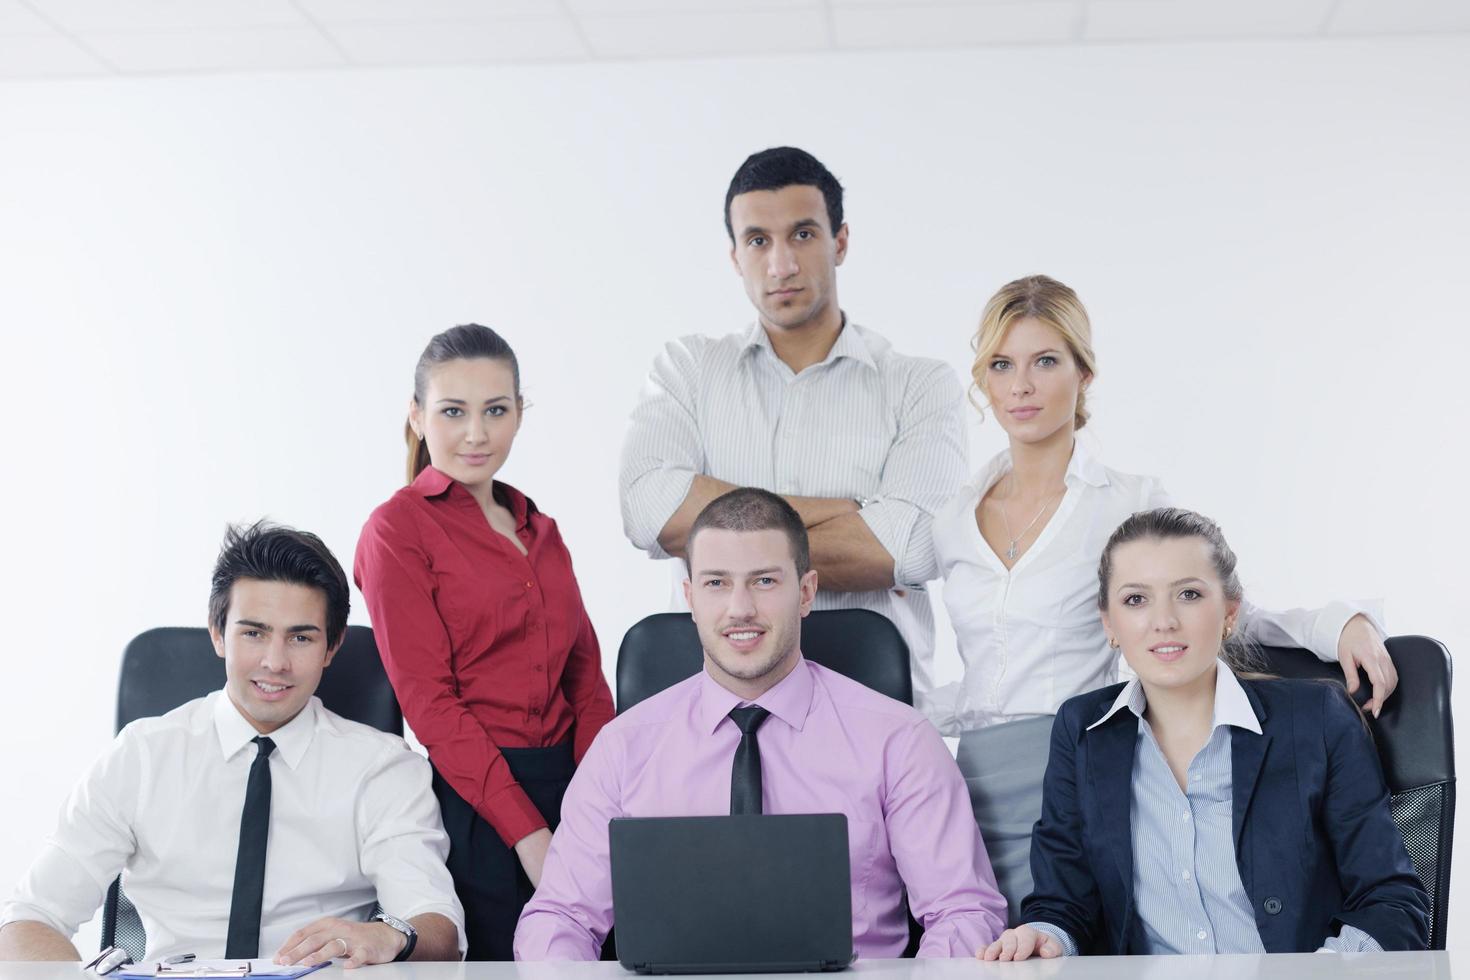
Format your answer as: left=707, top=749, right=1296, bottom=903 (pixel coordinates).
left=1256, top=635, right=1454, bottom=950
left=115, top=625, right=402, bottom=734
left=102, top=625, right=401, bottom=959
left=616, top=608, right=912, bottom=713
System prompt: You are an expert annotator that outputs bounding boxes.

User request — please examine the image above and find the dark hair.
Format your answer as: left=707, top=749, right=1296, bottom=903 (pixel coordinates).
left=686, top=488, right=811, bottom=578
left=1097, top=507, right=1263, bottom=673
left=406, top=324, right=522, bottom=483
left=208, top=520, right=351, bottom=650
left=724, top=147, right=844, bottom=243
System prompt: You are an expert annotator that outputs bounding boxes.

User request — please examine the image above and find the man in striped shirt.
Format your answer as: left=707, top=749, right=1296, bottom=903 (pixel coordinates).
left=618, top=146, right=967, bottom=709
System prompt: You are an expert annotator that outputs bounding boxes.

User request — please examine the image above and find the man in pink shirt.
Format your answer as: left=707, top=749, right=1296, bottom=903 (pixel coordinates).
left=514, top=488, right=1006, bottom=960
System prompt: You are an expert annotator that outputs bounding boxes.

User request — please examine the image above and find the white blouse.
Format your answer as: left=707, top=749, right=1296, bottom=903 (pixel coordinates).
left=926, top=441, right=1380, bottom=736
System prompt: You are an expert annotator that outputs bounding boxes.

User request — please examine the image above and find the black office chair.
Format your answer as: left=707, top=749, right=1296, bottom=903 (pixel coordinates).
left=1257, top=635, right=1454, bottom=950
left=616, top=608, right=912, bottom=712
left=100, top=625, right=401, bottom=960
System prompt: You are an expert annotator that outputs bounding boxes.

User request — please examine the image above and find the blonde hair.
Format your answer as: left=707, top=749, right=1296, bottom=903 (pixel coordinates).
left=971, top=274, right=1098, bottom=430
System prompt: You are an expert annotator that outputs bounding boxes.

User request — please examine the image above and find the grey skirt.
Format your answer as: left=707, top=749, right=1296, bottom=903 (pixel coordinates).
left=956, top=715, right=1056, bottom=926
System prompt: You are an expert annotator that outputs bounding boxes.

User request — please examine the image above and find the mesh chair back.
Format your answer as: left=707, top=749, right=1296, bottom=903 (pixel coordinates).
left=1256, top=635, right=1454, bottom=949
left=616, top=608, right=911, bottom=712
left=101, top=625, right=400, bottom=959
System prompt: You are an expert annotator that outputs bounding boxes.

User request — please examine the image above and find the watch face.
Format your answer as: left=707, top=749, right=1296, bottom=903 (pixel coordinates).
left=376, top=913, right=413, bottom=934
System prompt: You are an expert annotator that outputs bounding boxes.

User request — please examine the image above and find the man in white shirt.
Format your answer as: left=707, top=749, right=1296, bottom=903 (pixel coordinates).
left=618, top=146, right=968, bottom=702
left=0, top=522, right=465, bottom=967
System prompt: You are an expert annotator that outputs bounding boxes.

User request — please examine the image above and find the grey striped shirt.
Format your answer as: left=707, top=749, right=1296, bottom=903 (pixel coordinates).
left=618, top=320, right=967, bottom=699
left=1032, top=665, right=1381, bottom=954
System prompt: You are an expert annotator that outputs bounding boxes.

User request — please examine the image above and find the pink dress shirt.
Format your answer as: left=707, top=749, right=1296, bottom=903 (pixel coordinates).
left=514, top=656, right=1006, bottom=960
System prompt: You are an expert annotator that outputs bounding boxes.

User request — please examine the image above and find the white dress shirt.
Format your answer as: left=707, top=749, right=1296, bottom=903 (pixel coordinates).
left=1, top=692, right=466, bottom=960
left=618, top=320, right=968, bottom=700
left=928, top=441, right=1383, bottom=735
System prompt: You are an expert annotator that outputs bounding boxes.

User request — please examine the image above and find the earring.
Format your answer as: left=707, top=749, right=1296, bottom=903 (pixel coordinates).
left=1108, top=637, right=1119, bottom=650
left=1223, top=623, right=1233, bottom=641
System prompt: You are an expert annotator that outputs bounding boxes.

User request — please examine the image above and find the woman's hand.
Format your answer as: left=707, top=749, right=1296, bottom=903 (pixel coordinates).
left=514, top=827, right=554, bottom=888
left=978, top=925, right=1062, bottom=961
left=1337, top=614, right=1397, bottom=718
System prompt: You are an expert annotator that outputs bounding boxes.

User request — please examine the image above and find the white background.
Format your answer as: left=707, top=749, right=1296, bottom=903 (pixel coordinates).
left=2, top=34, right=1467, bottom=949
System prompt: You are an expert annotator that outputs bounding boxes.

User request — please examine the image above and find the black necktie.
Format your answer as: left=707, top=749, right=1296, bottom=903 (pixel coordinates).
left=728, top=706, right=771, bottom=815
left=225, top=736, right=276, bottom=959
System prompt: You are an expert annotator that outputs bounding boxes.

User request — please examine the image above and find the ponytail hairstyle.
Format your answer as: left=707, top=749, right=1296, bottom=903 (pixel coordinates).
left=972, top=274, right=1097, bottom=430
left=405, top=324, right=522, bottom=484
left=1097, top=507, right=1265, bottom=675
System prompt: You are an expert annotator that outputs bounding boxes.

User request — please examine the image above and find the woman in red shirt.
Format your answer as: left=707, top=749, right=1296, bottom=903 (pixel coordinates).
left=354, top=324, right=615, bottom=960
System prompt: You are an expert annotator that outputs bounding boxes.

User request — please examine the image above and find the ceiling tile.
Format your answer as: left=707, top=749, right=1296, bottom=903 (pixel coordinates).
left=1329, top=0, right=1470, bottom=34
left=0, top=32, right=107, bottom=74
left=28, top=0, right=306, bottom=34
left=1085, top=0, right=1334, bottom=41
left=327, top=17, right=587, bottom=65
left=831, top=0, right=1066, bottom=6
left=567, top=0, right=816, bottom=13
left=298, top=0, right=550, bottom=25
left=81, top=26, right=347, bottom=73
left=834, top=2, right=1080, bottom=48
left=0, top=0, right=56, bottom=34
left=578, top=7, right=829, bottom=58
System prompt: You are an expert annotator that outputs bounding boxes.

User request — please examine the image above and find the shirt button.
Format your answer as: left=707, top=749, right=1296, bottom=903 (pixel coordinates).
left=533, top=663, right=544, bottom=672
left=530, top=706, right=541, bottom=716
left=1181, top=812, right=1191, bottom=821
left=524, top=580, right=533, bottom=589
left=1181, top=870, right=1192, bottom=881
left=1196, top=930, right=1207, bottom=940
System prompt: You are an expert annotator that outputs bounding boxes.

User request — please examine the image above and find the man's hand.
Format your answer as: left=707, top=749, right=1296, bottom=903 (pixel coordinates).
left=275, top=916, right=406, bottom=970
left=1337, top=614, right=1397, bottom=718
left=514, top=827, right=554, bottom=889
left=978, top=925, right=1062, bottom=962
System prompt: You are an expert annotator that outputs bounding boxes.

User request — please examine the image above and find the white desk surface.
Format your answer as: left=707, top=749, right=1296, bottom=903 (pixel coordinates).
left=3, top=955, right=1458, bottom=980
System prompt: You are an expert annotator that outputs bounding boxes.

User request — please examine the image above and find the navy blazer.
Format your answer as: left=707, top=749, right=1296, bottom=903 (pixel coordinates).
left=1023, top=677, right=1430, bottom=953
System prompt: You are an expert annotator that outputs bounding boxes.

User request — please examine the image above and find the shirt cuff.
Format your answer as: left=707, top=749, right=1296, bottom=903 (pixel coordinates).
left=856, top=500, right=926, bottom=588
left=622, top=469, right=697, bottom=561
left=1027, top=922, right=1079, bottom=957
left=1309, top=599, right=1387, bottom=664
left=481, top=784, right=549, bottom=848
left=0, top=902, right=73, bottom=940
left=1319, top=924, right=1383, bottom=953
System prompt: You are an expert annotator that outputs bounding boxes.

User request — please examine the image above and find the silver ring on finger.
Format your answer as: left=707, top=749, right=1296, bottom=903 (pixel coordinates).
left=333, top=937, right=349, bottom=957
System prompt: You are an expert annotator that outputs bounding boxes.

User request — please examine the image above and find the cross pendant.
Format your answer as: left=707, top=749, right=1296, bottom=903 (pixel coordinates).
left=1006, top=544, right=1018, bottom=560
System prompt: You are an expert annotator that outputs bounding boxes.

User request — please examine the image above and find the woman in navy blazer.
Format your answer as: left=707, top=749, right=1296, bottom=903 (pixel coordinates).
left=982, top=508, right=1429, bottom=960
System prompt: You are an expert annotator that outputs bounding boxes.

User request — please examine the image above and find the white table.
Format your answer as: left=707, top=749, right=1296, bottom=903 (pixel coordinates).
left=2, top=955, right=1457, bottom=980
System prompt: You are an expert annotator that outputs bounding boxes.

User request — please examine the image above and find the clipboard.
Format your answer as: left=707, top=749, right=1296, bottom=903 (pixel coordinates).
left=114, top=960, right=329, bottom=979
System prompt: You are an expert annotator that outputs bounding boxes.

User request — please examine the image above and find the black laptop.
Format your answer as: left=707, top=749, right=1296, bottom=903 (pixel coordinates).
left=609, top=813, right=855, bottom=974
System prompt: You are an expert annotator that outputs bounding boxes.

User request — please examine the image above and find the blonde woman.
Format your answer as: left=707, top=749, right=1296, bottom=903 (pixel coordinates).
left=932, top=275, right=1396, bottom=922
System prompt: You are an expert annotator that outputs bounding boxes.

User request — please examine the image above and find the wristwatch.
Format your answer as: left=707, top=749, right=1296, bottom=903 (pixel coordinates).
left=373, top=911, right=418, bottom=962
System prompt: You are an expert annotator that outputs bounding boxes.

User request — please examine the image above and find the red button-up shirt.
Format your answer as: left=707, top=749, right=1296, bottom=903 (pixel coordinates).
left=354, top=467, right=615, bottom=847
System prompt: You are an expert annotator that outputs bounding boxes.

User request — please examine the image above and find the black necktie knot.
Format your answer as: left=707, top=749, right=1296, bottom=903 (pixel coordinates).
left=728, top=706, right=770, bottom=815
left=729, top=705, right=770, bottom=735
left=252, top=736, right=276, bottom=759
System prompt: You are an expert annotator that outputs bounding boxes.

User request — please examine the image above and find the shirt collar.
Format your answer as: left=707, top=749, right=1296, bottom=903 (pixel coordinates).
left=972, top=438, right=1110, bottom=496
left=212, top=690, right=320, bottom=769
left=698, top=654, right=814, bottom=736
left=741, top=316, right=877, bottom=373
left=1085, top=661, right=1264, bottom=735
left=411, top=467, right=535, bottom=530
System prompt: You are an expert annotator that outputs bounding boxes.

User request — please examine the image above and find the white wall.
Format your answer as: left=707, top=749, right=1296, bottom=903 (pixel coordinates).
left=2, top=35, right=1467, bottom=950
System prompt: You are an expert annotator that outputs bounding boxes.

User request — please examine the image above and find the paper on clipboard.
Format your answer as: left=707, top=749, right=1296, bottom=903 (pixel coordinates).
left=113, top=959, right=330, bottom=979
